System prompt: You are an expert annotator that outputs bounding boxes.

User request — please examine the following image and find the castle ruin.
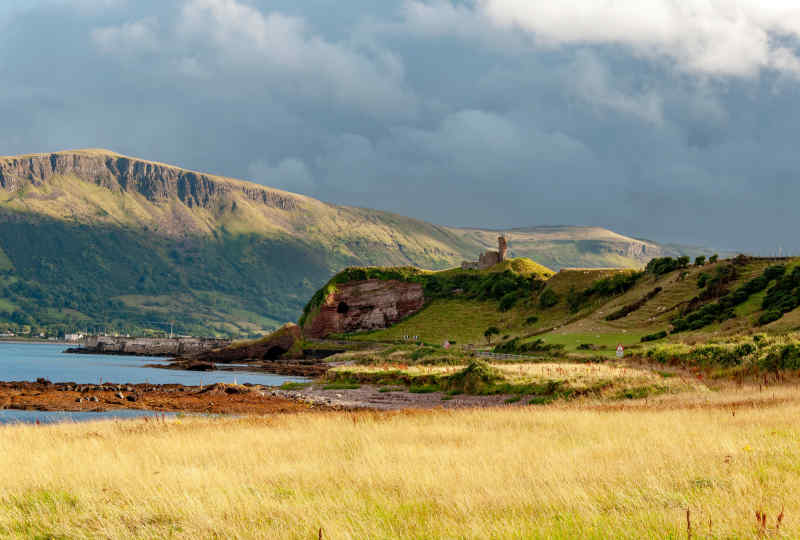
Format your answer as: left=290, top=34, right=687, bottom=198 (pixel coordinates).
left=461, top=236, right=508, bottom=270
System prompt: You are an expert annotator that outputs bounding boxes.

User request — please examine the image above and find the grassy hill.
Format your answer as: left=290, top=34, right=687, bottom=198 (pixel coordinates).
left=0, top=149, right=715, bottom=337
left=324, top=255, right=800, bottom=357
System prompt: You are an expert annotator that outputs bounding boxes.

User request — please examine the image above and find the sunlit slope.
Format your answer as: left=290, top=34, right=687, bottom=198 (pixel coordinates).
left=0, top=149, right=714, bottom=336
left=339, top=256, right=800, bottom=347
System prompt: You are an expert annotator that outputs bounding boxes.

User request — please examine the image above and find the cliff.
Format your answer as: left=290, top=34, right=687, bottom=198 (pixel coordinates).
left=303, top=279, right=426, bottom=338
left=0, top=150, right=298, bottom=215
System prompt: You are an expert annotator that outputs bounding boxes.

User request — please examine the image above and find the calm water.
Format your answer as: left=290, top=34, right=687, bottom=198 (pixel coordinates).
left=0, top=342, right=308, bottom=386
left=0, top=342, right=309, bottom=424
left=0, top=409, right=174, bottom=425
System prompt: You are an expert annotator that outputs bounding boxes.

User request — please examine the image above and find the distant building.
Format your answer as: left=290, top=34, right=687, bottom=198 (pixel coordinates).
left=461, top=236, right=508, bottom=270
left=65, top=333, right=84, bottom=342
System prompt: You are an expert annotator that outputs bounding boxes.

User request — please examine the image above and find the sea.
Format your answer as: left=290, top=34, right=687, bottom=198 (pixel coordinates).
left=0, top=342, right=308, bottom=424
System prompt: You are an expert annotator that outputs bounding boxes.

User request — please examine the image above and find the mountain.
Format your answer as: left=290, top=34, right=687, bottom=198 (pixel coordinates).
left=0, top=149, right=717, bottom=337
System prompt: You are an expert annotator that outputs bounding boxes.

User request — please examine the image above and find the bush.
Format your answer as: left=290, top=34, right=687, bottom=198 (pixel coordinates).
left=499, top=291, right=522, bottom=312
left=644, top=257, right=680, bottom=276
left=444, top=360, right=504, bottom=394
left=493, top=338, right=565, bottom=355
left=672, top=264, right=785, bottom=333
left=709, top=254, right=719, bottom=263
left=584, top=271, right=643, bottom=297
left=524, top=316, right=539, bottom=326
left=760, top=344, right=800, bottom=372
left=483, top=326, right=500, bottom=343
left=606, top=287, right=661, bottom=321
left=640, top=331, right=667, bottom=342
left=538, top=289, right=559, bottom=308
left=697, top=273, right=710, bottom=288
left=758, top=311, right=782, bottom=326
left=694, top=256, right=706, bottom=266
left=759, top=266, right=800, bottom=324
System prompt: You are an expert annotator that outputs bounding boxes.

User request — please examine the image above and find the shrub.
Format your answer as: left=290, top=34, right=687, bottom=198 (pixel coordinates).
left=606, top=287, right=661, bottom=321
left=566, top=286, right=583, bottom=313
left=758, top=311, right=782, bottom=326
left=483, top=326, right=500, bottom=344
left=524, top=316, right=539, bottom=326
left=709, top=254, right=719, bottom=263
left=672, top=264, right=784, bottom=333
left=538, top=289, right=559, bottom=308
left=499, top=291, right=522, bottom=312
left=584, top=271, right=643, bottom=297
left=694, top=256, right=706, bottom=266
left=444, top=360, right=504, bottom=394
left=640, top=331, right=667, bottom=342
left=759, top=266, right=800, bottom=324
left=760, top=344, right=800, bottom=372
left=493, top=337, right=565, bottom=355
left=646, top=257, right=682, bottom=275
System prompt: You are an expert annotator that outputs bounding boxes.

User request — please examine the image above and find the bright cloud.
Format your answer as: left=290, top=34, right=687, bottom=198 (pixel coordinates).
left=480, top=0, right=800, bottom=77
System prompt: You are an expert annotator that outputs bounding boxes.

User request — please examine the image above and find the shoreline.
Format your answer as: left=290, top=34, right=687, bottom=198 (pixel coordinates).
left=0, top=339, right=71, bottom=345
left=0, top=380, right=319, bottom=415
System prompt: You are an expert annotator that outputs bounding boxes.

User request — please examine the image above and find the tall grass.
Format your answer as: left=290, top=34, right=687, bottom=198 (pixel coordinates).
left=1, top=394, right=800, bottom=538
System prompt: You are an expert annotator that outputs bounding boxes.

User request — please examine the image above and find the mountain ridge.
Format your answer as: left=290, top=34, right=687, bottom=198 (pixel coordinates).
left=0, top=149, right=718, bottom=337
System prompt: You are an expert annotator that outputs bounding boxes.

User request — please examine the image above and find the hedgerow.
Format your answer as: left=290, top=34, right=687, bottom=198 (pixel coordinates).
left=759, top=266, right=800, bottom=325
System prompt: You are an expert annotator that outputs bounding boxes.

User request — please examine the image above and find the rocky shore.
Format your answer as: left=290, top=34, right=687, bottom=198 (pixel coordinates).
left=0, top=380, right=317, bottom=415
left=150, top=358, right=329, bottom=377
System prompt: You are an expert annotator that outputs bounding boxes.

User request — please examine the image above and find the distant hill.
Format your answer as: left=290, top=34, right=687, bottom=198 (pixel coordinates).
left=0, top=149, right=719, bottom=337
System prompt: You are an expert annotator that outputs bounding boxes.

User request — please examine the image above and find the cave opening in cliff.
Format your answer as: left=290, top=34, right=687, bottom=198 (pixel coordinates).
left=337, top=301, right=349, bottom=314
left=264, top=346, right=287, bottom=360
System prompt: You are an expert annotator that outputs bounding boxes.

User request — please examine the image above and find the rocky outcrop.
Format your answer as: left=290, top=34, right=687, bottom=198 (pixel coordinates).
left=0, top=151, right=298, bottom=212
left=181, top=323, right=303, bottom=364
left=304, top=279, right=426, bottom=338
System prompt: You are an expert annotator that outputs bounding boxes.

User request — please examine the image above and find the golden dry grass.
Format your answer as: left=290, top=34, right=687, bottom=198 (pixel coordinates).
left=2, top=390, right=800, bottom=538
left=330, top=361, right=700, bottom=396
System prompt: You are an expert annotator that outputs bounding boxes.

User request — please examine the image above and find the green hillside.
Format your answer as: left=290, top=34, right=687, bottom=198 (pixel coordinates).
left=0, top=149, right=714, bottom=337
left=323, top=255, right=800, bottom=357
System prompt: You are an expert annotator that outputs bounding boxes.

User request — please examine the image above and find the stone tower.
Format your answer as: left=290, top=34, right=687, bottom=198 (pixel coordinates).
left=498, top=236, right=508, bottom=262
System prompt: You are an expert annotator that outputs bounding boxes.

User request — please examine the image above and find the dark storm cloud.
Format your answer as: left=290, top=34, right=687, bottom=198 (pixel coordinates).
left=2, top=0, right=800, bottom=253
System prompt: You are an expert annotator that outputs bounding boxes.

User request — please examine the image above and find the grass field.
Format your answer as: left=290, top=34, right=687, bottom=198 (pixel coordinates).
left=1, top=390, right=800, bottom=538
left=349, top=298, right=521, bottom=345
left=535, top=331, right=648, bottom=355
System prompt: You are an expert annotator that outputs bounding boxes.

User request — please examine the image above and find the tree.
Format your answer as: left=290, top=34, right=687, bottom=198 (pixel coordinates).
left=694, top=256, right=706, bottom=267
left=709, top=254, right=719, bottom=264
left=484, top=326, right=500, bottom=344
left=677, top=256, right=691, bottom=268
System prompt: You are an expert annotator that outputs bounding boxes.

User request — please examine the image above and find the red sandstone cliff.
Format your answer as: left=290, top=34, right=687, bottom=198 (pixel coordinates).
left=304, top=279, right=425, bottom=338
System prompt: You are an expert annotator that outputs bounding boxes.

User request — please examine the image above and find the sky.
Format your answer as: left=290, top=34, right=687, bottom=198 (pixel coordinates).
left=2, top=0, right=800, bottom=253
